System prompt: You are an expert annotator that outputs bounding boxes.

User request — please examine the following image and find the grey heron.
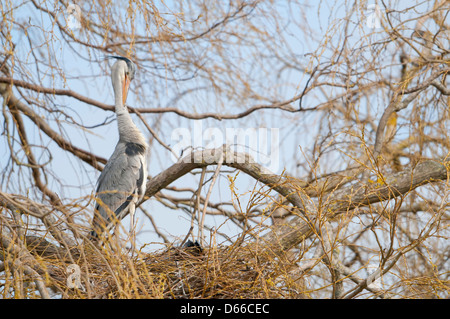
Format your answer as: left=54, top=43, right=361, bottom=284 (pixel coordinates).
left=90, top=56, right=148, bottom=242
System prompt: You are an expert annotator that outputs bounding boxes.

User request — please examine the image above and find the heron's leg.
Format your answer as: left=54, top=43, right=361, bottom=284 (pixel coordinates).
left=129, top=203, right=136, bottom=254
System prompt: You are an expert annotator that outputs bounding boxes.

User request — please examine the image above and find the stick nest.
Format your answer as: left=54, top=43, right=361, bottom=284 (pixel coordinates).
left=41, top=239, right=306, bottom=299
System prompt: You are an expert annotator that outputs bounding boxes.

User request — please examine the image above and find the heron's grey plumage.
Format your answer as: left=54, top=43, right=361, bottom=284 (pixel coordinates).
left=90, top=57, right=148, bottom=239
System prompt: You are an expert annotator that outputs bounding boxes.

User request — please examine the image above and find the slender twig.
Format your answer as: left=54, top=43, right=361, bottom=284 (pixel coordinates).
left=198, top=150, right=224, bottom=246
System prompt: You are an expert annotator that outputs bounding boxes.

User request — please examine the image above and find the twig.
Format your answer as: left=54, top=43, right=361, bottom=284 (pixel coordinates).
left=0, top=76, right=314, bottom=120
left=191, top=168, right=207, bottom=243
left=198, top=149, right=224, bottom=246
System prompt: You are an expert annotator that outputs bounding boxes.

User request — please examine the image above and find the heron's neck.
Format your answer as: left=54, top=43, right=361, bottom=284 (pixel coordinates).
left=116, top=110, right=147, bottom=146
left=114, top=85, right=147, bottom=148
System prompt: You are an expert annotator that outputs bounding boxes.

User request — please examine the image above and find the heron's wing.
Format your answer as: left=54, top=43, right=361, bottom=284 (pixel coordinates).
left=93, top=142, right=146, bottom=230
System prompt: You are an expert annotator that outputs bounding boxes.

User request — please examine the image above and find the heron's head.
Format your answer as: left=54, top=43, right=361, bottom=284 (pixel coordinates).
left=110, top=56, right=136, bottom=106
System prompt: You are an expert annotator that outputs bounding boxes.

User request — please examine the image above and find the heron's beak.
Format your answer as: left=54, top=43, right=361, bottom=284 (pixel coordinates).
left=122, top=74, right=131, bottom=105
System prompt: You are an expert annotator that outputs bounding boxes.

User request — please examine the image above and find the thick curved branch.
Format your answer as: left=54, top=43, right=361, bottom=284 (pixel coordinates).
left=0, top=83, right=107, bottom=169
left=142, top=146, right=448, bottom=253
